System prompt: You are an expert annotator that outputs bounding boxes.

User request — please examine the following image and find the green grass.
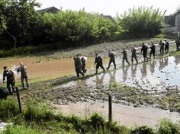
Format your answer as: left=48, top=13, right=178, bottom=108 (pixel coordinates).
left=0, top=98, right=180, bottom=134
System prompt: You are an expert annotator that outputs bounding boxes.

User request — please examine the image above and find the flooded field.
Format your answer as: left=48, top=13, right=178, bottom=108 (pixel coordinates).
left=1, top=40, right=180, bottom=127
left=61, top=55, right=180, bottom=90
left=52, top=55, right=180, bottom=127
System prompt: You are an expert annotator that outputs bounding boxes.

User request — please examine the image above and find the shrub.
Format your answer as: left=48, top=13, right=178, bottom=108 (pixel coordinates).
left=24, top=101, right=53, bottom=121
left=1, top=125, right=41, bottom=134
left=108, top=122, right=130, bottom=134
left=0, top=97, right=19, bottom=119
left=131, top=126, right=154, bottom=134
left=157, top=119, right=180, bottom=134
left=89, top=113, right=106, bottom=131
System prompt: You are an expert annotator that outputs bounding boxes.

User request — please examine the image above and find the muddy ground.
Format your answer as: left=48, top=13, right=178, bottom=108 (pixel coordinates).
left=2, top=38, right=177, bottom=113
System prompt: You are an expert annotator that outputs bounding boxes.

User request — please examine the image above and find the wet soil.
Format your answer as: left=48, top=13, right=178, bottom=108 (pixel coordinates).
left=1, top=39, right=180, bottom=127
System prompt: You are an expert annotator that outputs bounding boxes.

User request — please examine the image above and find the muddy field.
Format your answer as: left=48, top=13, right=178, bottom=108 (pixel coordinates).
left=1, top=38, right=180, bottom=127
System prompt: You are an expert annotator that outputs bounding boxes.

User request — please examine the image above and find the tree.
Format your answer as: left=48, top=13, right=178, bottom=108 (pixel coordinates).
left=0, top=0, right=8, bottom=34
left=117, top=6, right=165, bottom=38
left=2, top=0, right=40, bottom=50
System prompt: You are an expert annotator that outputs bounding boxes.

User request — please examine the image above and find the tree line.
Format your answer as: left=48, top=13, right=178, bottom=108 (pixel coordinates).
left=0, top=0, right=165, bottom=50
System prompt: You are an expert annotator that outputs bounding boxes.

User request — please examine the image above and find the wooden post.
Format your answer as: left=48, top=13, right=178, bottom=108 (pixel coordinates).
left=16, top=87, right=22, bottom=113
left=108, top=94, right=112, bottom=122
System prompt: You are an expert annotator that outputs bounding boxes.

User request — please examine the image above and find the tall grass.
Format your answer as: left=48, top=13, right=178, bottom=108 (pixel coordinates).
left=0, top=125, right=41, bottom=134
left=24, top=100, right=53, bottom=121
left=157, top=119, right=180, bottom=134
left=0, top=99, right=180, bottom=133
left=0, top=97, right=19, bottom=119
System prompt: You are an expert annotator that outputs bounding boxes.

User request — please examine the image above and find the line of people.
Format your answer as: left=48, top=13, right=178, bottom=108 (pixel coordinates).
left=2, top=62, right=29, bottom=94
left=74, top=39, right=179, bottom=78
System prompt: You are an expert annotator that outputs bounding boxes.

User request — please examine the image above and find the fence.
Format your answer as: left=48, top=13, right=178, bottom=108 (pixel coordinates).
left=56, top=94, right=180, bottom=127
left=54, top=40, right=180, bottom=127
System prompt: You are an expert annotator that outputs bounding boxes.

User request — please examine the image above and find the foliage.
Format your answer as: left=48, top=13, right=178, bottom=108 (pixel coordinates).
left=89, top=113, right=106, bottom=131
left=1, top=125, right=41, bottom=134
left=0, top=0, right=8, bottom=33
left=40, top=10, right=118, bottom=47
left=1, top=100, right=180, bottom=134
left=24, top=100, right=53, bottom=121
left=131, top=126, right=155, bottom=134
left=0, top=97, right=19, bottom=119
left=0, top=2, right=167, bottom=54
left=117, top=6, right=165, bottom=38
left=157, top=119, right=180, bottom=134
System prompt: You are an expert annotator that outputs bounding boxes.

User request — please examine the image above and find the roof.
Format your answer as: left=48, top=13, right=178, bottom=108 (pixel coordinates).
left=101, top=14, right=116, bottom=24
left=165, top=15, right=175, bottom=26
left=175, top=10, right=180, bottom=16
left=36, top=6, right=60, bottom=14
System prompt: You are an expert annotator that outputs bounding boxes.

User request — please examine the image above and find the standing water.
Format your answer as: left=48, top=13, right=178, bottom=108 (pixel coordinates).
left=61, top=55, right=180, bottom=90
left=57, top=55, right=180, bottom=127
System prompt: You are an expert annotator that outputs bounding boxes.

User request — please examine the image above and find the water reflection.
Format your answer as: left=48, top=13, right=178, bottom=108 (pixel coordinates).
left=175, top=55, right=180, bottom=65
left=131, top=64, right=137, bottom=79
left=122, top=66, right=129, bottom=82
left=108, top=70, right=116, bottom=84
left=61, top=55, right=180, bottom=89
left=150, top=60, right=155, bottom=74
left=159, top=58, right=167, bottom=71
left=76, top=79, right=86, bottom=87
left=141, top=62, right=147, bottom=78
left=96, top=73, right=105, bottom=87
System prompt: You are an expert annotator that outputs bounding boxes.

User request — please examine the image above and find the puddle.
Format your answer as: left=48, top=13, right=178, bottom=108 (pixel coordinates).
left=54, top=100, right=180, bottom=127
left=61, top=55, right=180, bottom=90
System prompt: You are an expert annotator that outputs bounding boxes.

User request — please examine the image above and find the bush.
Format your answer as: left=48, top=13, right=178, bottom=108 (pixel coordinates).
left=1, top=125, right=41, bottom=134
left=89, top=113, right=106, bottom=131
left=24, top=101, right=53, bottom=121
left=157, top=119, right=180, bottom=134
left=117, top=6, right=165, bottom=38
left=108, top=122, right=130, bottom=134
left=0, top=97, right=19, bottom=119
left=131, top=126, right=154, bottom=134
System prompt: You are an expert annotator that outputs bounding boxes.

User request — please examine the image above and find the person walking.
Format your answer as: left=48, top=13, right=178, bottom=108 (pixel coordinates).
left=79, top=54, right=87, bottom=73
left=159, top=40, right=165, bottom=55
left=106, top=50, right=116, bottom=70
left=165, top=40, right=169, bottom=54
left=175, top=39, right=180, bottom=51
left=3, top=66, right=15, bottom=94
left=17, top=62, right=29, bottom=89
left=74, top=54, right=84, bottom=78
left=149, top=42, right=156, bottom=59
left=131, top=47, right=138, bottom=64
left=122, top=48, right=130, bottom=66
left=94, top=53, right=105, bottom=74
left=141, top=43, right=148, bottom=61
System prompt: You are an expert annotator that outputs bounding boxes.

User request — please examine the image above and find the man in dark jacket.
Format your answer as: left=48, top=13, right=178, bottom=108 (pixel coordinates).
left=131, top=47, right=138, bottom=64
left=175, top=39, right=180, bottom=51
left=3, top=66, right=15, bottom=94
left=165, top=40, right=169, bottom=54
left=17, top=62, right=29, bottom=89
left=122, top=48, right=130, bottom=65
left=107, top=50, right=116, bottom=70
left=74, top=54, right=84, bottom=78
left=159, top=40, right=165, bottom=55
left=141, top=43, right=148, bottom=61
left=94, top=53, right=105, bottom=74
left=150, top=42, right=156, bottom=59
